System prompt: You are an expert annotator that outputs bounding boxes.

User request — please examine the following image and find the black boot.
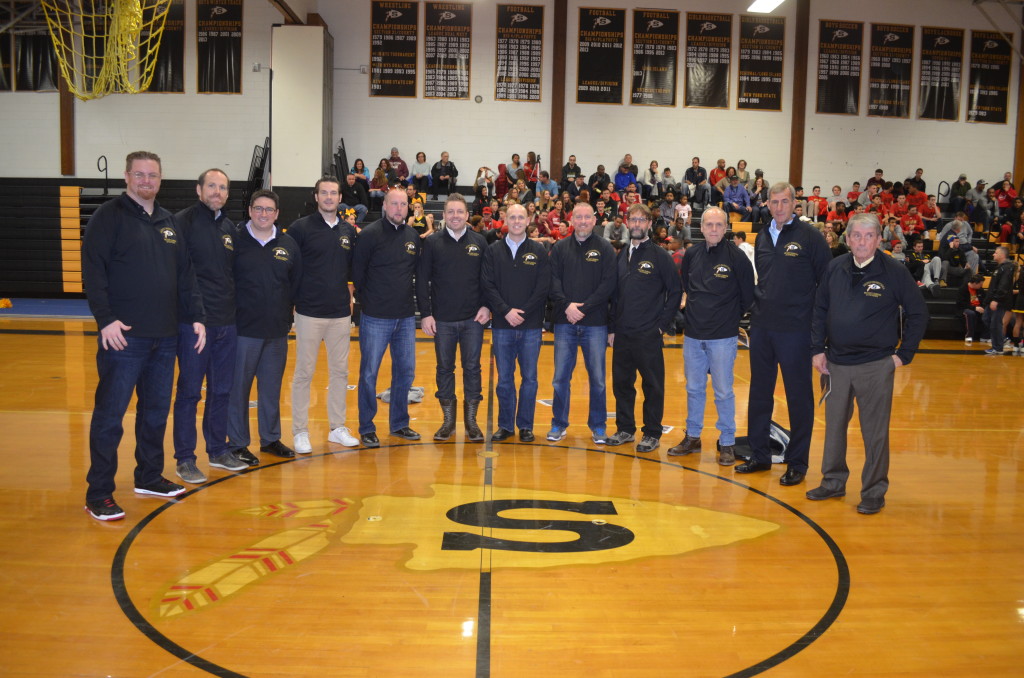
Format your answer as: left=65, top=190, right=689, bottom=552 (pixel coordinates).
left=464, top=399, right=484, bottom=442
left=434, top=398, right=457, bottom=441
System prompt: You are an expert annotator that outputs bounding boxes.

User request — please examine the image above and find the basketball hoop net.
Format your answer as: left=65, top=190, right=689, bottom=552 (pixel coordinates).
left=41, top=0, right=172, bottom=100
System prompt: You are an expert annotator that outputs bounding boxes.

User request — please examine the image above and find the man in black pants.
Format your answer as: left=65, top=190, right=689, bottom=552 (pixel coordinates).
left=417, top=193, right=491, bottom=442
left=606, top=203, right=682, bottom=453
left=736, top=182, right=830, bottom=486
left=82, top=150, right=206, bottom=521
left=808, top=213, right=928, bottom=514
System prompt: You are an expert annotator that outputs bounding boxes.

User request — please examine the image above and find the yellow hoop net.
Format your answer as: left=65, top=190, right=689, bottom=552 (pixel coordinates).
left=41, top=0, right=172, bottom=100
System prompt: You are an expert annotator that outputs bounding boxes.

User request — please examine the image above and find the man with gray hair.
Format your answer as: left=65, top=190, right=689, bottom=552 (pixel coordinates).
left=807, top=212, right=928, bottom=514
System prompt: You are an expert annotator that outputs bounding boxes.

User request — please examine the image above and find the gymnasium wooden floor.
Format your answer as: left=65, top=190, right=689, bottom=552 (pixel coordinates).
left=1, top=316, right=1022, bottom=677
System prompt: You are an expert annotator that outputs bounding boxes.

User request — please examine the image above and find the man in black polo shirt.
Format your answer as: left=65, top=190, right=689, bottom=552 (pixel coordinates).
left=226, top=189, right=302, bottom=464
left=82, top=150, right=205, bottom=521
left=808, top=213, right=927, bottom=514
left=172, top=168, right=243, bottom=483
left=417, top=193, right=491, bottom=442
left=288, top=176, right=360, bottom=454
left=352, top=187, right=421, bottom=447
left=606, top=203, right=682, bottom=454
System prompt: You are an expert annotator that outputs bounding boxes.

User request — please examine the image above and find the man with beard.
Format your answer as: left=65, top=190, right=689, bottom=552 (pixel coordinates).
left=606, top=203, right=682, bottom=453
left=417, top=193, right=491, bottom=442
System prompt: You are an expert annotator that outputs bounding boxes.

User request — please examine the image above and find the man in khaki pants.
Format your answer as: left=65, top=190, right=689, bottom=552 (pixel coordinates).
left=287, top=176, right=360, bottom=453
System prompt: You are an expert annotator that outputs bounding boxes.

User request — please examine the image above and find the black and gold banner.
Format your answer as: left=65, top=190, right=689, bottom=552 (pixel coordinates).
left=370, top=1, right=418, bottom=98
left=867, top=23, right=912, bottom=118
left=147, top=0, right=184, bottom=93
left=918, top=27, right=963, bottom=121
left=816, top=20, right=862, bottom=115
left=967, top=30, right=1011, bottom=124
left=685, top=12, right=731, bottom=108
left=630, top=9, right=678, bottom=107
left=424, top=2, right=470, bottom=99
left=496, top=4, right=543, bottom=101
left=577, top=7, right=625, bottom=104
left=196, top=0, right=242, bottom=94
left=738, top=15, right=784, bottom=111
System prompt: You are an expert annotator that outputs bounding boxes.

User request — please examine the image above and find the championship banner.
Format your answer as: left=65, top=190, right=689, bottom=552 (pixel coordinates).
left=147, top=0, right=184, bottom=93
left=577, top=7, right=625, bottom=104
left=967, top=30, right=1011, bottom=124
left=630, top=9, right=679, bottom=107
left=424, top=2, right=471, bottom=99
left=196, top=0, right=242, bottom=94
left=867, top=23, right=912, bottom=118
left=495, top=4, right=543, bottom=102
left=918, top=27, right=963, bottom=121
left=685, top=12, right=731, bottom=108
left=370, top=1, right=418, bottom=98
left=737, top=14, right=784, bottom=111
left=816, top=20, right=862, bottom=115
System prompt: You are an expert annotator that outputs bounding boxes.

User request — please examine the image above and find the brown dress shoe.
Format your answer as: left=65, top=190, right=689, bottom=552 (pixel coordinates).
left=717, top=445, right=735, bottom=466
left=667, top=436, right=701, bottom=456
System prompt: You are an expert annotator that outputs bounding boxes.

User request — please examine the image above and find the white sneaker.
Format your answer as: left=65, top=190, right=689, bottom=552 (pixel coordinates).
left=328, top=426, right=359, bottom=447
left=965, top=337, right=973, bottom=345
left=294, top=432, right=312, bottom=454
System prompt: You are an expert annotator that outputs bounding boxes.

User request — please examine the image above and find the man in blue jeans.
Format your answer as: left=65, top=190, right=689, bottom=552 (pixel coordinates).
left=547, top=201, right=617, bottom=443
left=481, top=204, right=551, bottom=442
left=668, top=207, right=754, bottom=465
left=352, top=187, right=421, bottom=447
left=417, top=193, right=491, bottom=442
left=172, top=168, right=243, bottom=482
left=81, top=150, right=206, bottom=521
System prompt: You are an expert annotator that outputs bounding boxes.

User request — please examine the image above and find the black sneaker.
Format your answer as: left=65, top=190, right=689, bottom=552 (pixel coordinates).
left=85, top=497, right=125, bottom=521
left=134, top=477, right=187, bottom=498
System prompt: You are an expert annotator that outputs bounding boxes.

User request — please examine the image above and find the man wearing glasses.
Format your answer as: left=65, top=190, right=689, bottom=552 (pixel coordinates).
left=82, top=151, right=206, bottom=521
left=606, top=204, right=682, bottom=453
left=226, top=190, right=302, bottom=464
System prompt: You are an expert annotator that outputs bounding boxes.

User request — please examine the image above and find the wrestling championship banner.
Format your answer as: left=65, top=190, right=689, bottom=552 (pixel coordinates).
left=816, top=20, right=862, bottom=115
left=577, top=7, right=625, bottom=104
left=370, top=0, right=418, bottom=98
left=424, top=2, right=471, bottom=99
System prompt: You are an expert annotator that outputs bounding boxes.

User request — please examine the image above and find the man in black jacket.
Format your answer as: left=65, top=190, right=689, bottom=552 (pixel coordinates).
left=808, top=213, right=928, bottom=514
left=172, top=168, right=243, bottom=483
left=983, top=246, right=1016, bottom=355
left=417, top=193, right=491, bottom=442
left=667, top=207, right=754, bottom=465
left=82, top=151, right=205, bottom=520
left=606, top=203, right=682, bottom=454
left=430, top=152, right=458, bottom=199
left=340, top=173, right=369, bottom=223
left=481, top=204, right=551, bottom=442
left=226, top=190, right=302, bottom=463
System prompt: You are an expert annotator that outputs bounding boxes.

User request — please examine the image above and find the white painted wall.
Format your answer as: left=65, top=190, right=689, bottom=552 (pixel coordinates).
left=271, top=24, right=328, bottom=187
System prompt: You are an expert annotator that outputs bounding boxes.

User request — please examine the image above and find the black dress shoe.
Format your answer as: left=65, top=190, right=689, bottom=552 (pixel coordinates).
left=491, top=428, right=514, bottom=442
left=391, top=427, right=421, bottom=441
left=519, top=429, right=534, bottom=442
left=258, top=441, right=294, bottom=459
left=779, top=468, right=806, bottom=486
left=234, top=447, right=261, bottom=465
left=806, top=485, right=845, bottom=500
left=857, top=497, right=885, bottom=514
left=734, top=460, right=772, bottom=474
left=361, top=432, right=380, bottom=448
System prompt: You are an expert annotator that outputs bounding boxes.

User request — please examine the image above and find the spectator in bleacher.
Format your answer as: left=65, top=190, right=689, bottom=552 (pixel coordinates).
left=866, top=168, right=886, bottom=190
left=930, top=236, right=970, bottom=289
left=536, top=170, right=559, bottom=199
left=409, top=152, right=431, bottom=195
left=882, top=216, right=907, bottom=253
left=724, top=174, right=752, bottom=220
left=512, top=178, right=534, bottom=205
left=661, top=167, right=682, bottom=197
left=559, top=155, right=582, bottom=190
left=659, top=191, right=679, bottom=222
left=506, top=154, right=523, bottom=183
left=948, top=174, right=971, bottom=214
left=732, top=230, right=757, bottom=284
left=406, top=199, right=435, bottom=239
left=567, top=174, right=588, bottom=202
left=826, top=185, right=845, bottom=211
left=936, top=212, right=980, bottom=272
left=888, top=239, right=905, bottom=263
left=712, top=165, right=736, bottom=206
left=891, top=193, right=909, bottom=219
left=640, top=160, right=663, bottom=200
left=676, top=195, right=693, bottom=230
left=351, top=158, right=369, bottom=184
left=965, top=180, right=991, bottom=227
left=793, top=203, right=812, bottom=224
left=595, top=198, right=614, bottom=227
left=619, top=153, right=639, bottom=178
left=807, top=186, right=829, bottom=221
left=736, top=159, right=752, bottom=191
left=826, top=201, right=849, bottom=226
left=956, top=274, right=988, bottom=344
left=473, top=166, right=494, bottom=201
left=749, top=176, right=770, bottom=228
left=1003, top=197, right=1024, bottom=244
left=793, top=185, right=808, bottom=213
left=523, top=151, right=540, bottom=189
left=857, top=183, right=880, bottom=208
left=339, top=173, right=370, bottom=223
left=709, top=159, right=727, bottom=190
left=905, top=168, right=926, bottom=192
left=546, top=199, right=565, bottom=233
left=847, top=181, right=862, bottom=204
left=995, top=179, right=1017, bottom=215
left=919, top=194, right=941, bottom=231
left=880, top=182, right=896, bottom=207
left=905, top=239, right=933, bottom=285
left=588, top=164, right=611, bottom=196
left=430, top=152, right=458, bottom=199
left=614, top=163, right=637, bottom=192
left=369, top=164, right=390, bottom=206
left=605, top=214, right=628, bottom=250
left=387, top=148, right=409, bottom=184
left=901, top=205, right=925, bottom=244
left=684, top=156, right=711, bottom=208
left=906, top=184, right=927, bottom=210
left=983, top=246, right=1015, bottom=355
left=671, top=215, right=692, bottom=242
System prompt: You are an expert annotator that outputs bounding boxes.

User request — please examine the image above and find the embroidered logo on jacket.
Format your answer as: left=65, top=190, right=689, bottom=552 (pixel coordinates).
left=863, top=281, right=885, bottom=298
left=584, top=249, right=601, bottom=262
left=160, top=227, right=178, bottom=244
left=339, top=235, right=352, bottom=250
left=273, top=247, right=290, bottom=261
left=637, top=260, right=654, bottom=274
left=522, top=252, right=538, bottom=266
left=466, top=243, right=481, bottom=257
left=783, top=242, right=802, bottom=257
left=222, top=234, right=234, bottom=251
left=713, top=264, right=731, bottom=279
left=404, top=241, right=417, bottom=255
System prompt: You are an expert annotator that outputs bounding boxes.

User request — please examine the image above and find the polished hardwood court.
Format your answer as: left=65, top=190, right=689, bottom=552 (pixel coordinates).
left=1, top=316, right=1022, bottom=677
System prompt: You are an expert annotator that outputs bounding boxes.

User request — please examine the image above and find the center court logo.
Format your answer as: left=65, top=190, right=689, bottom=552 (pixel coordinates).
left=153, top=485, right=779, bottom=618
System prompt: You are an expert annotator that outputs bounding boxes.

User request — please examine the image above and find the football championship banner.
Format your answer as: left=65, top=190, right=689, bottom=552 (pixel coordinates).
left=496, top=4, right=544, bottom=101
left=370, top=1, right=418, bottom=98
left=867, top=23, right=912, bottom=118
left=197, top=0, right=242, bottom=93
left=630, top=9, right=679, bottom=107
left=577, top=7, right=625, bottom=104
left=967, top=30, right=1011, bottom=124
left=685, top=12, right=731, bottom=109
left=424, top=2, right=471, bottom=99
left=918, top=27, right=963, bottom=121
left=737, top=14, right=784, bottom=111
left=816, top=20, right=862, bottom=115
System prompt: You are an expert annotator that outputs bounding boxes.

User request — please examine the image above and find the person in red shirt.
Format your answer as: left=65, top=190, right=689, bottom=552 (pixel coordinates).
left=995, top=179, right=1017, bottom=212
left=901, top=205, right=925, bottom=243
left=826, top=202, right=850, bottom=225
left=847, top=181, right=862, bottom=204
left=919, top=194, right=941, bottom=232
left=546, top=199, right=565, bottom=233
left=807, top=185, right=829, bottom=221
left=890, top=194, right=909, bottom=219
left=708, top=158, right=727, bottom=188
left=906, top=184, right=927, bottom=209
